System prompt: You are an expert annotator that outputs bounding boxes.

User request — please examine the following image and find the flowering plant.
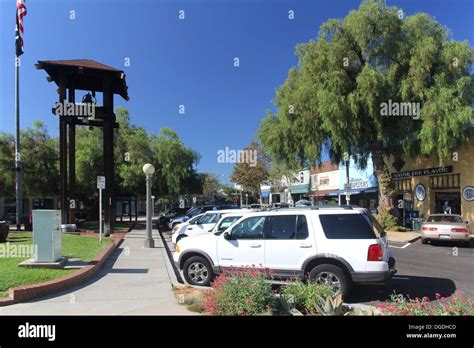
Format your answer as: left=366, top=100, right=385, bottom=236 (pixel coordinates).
left=202, top=266, right=275, bottom=316
left=376, top=290, right=474, bottom=316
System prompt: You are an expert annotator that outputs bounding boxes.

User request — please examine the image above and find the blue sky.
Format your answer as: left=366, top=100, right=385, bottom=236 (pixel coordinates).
left=1, top=0, right=473, bottom=184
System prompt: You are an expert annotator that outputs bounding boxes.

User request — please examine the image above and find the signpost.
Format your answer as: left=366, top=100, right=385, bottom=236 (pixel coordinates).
left=344, top=183, right=351, bottom=206
left=97, top=176, right=106, bottom=242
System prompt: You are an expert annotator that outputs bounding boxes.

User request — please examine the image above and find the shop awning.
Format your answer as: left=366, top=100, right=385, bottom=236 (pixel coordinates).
left=291, top=184, right=310, bottom=194
left=325, top=186, right=379, bottom=197
left=311, top=189, right=339, bottom=198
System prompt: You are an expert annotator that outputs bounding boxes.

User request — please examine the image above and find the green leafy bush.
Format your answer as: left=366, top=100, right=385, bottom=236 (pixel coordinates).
left=202, top=268, right=275, bottom=315
left=281, top=280, right=333, bottom=315
left=376, top=211, right=398, bottom=230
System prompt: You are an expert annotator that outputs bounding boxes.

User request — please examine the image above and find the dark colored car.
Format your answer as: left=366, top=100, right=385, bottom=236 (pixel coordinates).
left=155, top=206, right=191, bottom=230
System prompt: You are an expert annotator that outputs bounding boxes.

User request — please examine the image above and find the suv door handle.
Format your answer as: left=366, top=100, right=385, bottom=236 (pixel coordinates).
left=250, top=243, right=262, bottom=248
left=299, top=243, right=312, bottom=248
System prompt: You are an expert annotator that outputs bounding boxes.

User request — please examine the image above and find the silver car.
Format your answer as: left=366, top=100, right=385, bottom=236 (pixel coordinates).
left=421, top=214, right=472, bottom=245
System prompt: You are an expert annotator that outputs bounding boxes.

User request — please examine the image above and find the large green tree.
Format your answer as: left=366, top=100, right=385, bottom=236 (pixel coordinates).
left=258, top=0, right=473, bottom=224
left=230, top=141, right=270, bottom=198
left=0, top=121, right=59, bottom=199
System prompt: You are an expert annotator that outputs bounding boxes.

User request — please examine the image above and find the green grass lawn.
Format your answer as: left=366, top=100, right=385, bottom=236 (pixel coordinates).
left=0, top=232, right=112, bottom=298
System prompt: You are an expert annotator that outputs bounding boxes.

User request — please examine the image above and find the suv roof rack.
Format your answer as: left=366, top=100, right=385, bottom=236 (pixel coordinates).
left=311, top=205, right=354, bottom=210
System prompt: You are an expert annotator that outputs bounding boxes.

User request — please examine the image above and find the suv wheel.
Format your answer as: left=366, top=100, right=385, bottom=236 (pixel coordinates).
left=421, top=238, right=429, bottom=244
left=183, top=256, right=214, bottom=287
left=308, top=264, right=350, bottom=298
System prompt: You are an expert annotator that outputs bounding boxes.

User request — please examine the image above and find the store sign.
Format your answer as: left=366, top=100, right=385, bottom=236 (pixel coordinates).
left=350, top=178, right=369, bottom=189
left=414, top=184, right=426, bottom=201
left=462, top=186, right=474, bottom=202
left=319, top=176, right=330, bottom=186
left=391, top=166, right=453, bottom=179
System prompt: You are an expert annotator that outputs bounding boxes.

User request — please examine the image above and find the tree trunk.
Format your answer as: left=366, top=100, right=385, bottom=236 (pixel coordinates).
left=371, top=148, right=396, bottom=218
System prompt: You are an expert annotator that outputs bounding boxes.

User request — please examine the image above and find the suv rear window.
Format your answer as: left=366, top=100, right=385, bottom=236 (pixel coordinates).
left=319, top=214, right=376, bottom=239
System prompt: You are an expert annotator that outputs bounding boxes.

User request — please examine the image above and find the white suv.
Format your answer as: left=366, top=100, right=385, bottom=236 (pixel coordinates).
left=173, top=207, right=396, bottom=297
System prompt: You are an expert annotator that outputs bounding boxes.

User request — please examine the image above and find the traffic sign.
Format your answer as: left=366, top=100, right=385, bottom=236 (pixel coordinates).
left=97, top=176, right=106, bottom=190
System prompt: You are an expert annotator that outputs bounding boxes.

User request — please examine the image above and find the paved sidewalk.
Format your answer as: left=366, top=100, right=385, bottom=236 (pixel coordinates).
left=0, top=226, right=193, bottom=315
left=387, top=231, right=421, bottom=243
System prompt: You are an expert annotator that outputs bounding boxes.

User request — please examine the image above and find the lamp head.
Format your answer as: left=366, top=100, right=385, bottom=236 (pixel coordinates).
left=142, top=163, right=155, bottom=176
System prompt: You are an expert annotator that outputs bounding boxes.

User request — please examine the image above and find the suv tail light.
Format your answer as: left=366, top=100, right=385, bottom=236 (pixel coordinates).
left=422, top=227, right=438, bottom=231
left=451, top=228, right=467, bottom=232
left=367, top=244, right=383, bottom=261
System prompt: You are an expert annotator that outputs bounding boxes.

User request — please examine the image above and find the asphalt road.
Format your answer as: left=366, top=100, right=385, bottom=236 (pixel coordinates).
left=160, top=228, right=474, bottom=303
left=349, top=239, right=474, bottom=303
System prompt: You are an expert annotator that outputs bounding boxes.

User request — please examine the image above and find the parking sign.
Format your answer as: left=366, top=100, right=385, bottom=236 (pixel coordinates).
left=97, top=176, right=106, bottom=190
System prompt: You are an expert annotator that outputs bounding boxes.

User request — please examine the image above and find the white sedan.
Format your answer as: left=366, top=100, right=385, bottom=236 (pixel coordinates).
left=172, top=209, right=249, bottom=244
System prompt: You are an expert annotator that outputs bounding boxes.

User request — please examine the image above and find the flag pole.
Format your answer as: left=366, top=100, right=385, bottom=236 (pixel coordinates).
left=15, top=53, right=22, bottom=231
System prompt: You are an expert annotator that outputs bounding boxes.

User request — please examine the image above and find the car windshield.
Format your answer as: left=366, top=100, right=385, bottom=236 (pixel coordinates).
left=196, top=213, right=219, bottom=224
left=215, top=216, right=242, bottom=233
left=426, top=215, right=462, bottom=223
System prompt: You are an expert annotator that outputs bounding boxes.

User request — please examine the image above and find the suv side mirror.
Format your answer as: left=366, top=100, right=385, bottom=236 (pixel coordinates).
left=223, top=232, right=231, bottom=240
left=465, top=221, right=470, bottom=225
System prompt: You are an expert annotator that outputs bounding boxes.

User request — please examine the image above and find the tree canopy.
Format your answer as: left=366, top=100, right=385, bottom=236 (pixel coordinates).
left=0, top=108, right=203, bottom=209
left=230, top=141, right=270, bottom=196
left=258, top=0, right=473, bottom=223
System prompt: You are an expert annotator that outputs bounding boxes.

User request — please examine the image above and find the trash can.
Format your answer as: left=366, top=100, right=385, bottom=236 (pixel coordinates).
left=412, top=218, right=423, bottom=232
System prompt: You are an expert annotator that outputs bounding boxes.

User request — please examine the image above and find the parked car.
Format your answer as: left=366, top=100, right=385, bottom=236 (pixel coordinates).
left=171, top=209, right=250, bottom=244
left=154, top=206, right=191, bottom=230
left=421, top=214, right=472, bottom=246
left=168, top=205, right=240, bottom=230
left=170, top=213, right=205, bottom=243
left=174, top=206, right=396, bottom=297
left=295, top=199, right=311, bottom=207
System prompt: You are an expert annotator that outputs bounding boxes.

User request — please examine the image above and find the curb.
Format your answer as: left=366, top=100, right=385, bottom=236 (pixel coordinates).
left=156, top=227, right=184, bottom=286
left=388, top=235, right=421, bottom=244
left=0, top=233, right=125, bottom=307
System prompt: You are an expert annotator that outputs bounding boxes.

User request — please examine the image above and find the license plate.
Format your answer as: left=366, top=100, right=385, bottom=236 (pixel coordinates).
left=439, top=234, right=451, bottom=240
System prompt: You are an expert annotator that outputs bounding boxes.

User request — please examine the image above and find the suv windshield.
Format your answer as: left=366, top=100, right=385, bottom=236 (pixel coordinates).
left=215, top=216, right=242, bottom=234
left=197, top=213, right=219, bottom=224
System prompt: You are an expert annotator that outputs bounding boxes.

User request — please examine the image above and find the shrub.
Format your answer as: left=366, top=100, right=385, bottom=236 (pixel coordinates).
left=281, top=280, right=334, bottom=315
left=376, top=291, right=474, bottom=316
left=202, top=268, right=275, bottom=316
left=0, top=222, right=9, bottom=243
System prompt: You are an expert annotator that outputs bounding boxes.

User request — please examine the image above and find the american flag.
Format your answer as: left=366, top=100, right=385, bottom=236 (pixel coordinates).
left=15, top=0, right=27, bottom=56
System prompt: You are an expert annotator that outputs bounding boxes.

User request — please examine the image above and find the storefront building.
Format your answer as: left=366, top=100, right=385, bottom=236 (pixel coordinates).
left=290, top=169, right=311, bottom=202
left=310, top=158, right=378, bottom=209
left=335, top=157, right=378, bottom=209
left=386, top=137, right=473, bottom=224
left=310, top=161, right=340, bottom=205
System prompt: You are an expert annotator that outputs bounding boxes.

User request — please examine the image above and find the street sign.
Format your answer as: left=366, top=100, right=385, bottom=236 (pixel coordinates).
left=192, top=196, right=197, bottom=204
left=344, top=183, right=351, bottom=194
left=97, top=176, right=106, bottom=243
left=179, top=199, right=185, bottom=209
left=97, top=176, right=106, bottom=190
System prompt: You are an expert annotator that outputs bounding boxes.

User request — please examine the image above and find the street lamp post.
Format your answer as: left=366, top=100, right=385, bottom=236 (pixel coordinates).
left=143, top=163, right=155, bottom=248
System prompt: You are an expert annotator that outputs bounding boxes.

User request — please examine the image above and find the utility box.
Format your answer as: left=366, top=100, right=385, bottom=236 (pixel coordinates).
left=33, top=210, right=62, bottom=262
